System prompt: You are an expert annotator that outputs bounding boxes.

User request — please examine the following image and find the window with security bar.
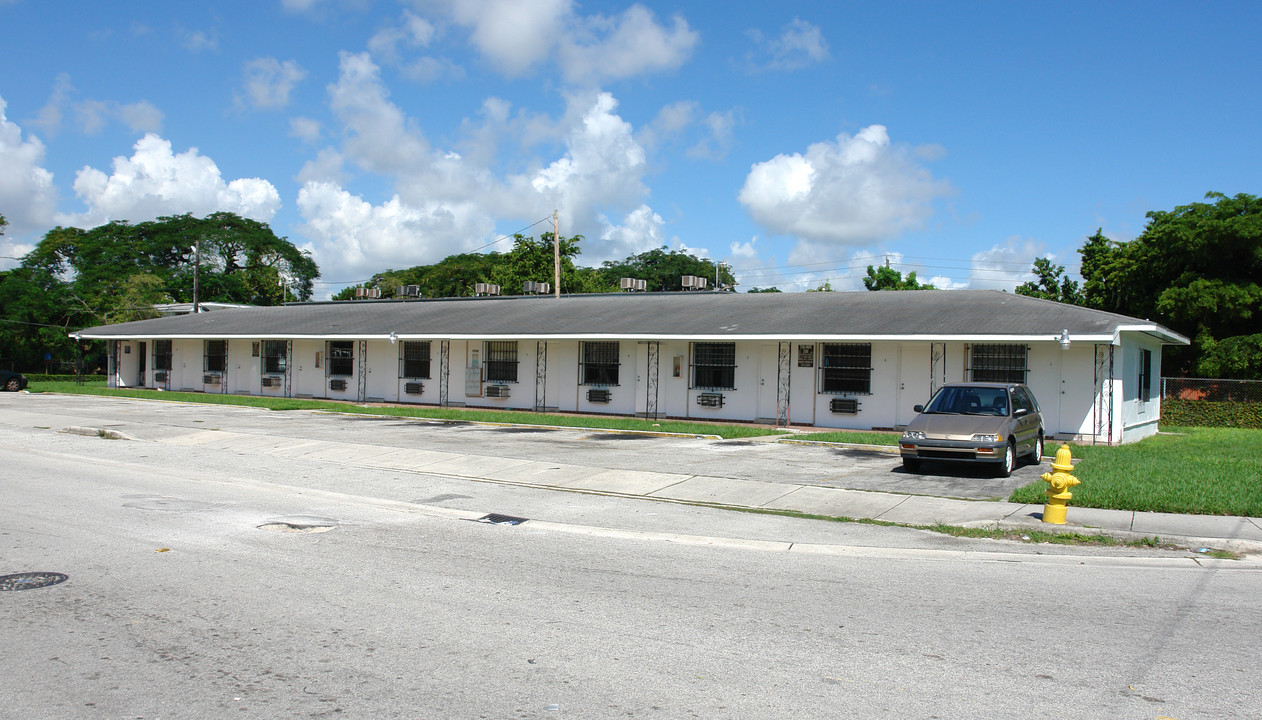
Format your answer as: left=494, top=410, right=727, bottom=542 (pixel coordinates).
left=580, top=341, right=620, bottom=386
left=262, top=340, right=287, bottom=374
left=204, top=340, right=227, bottom=372
left=820, top=343, right=872, bottom=394
left=153, top=340, right=173, bottom=371
left=401, top=341, right=431, bottom=379
left=327, top=341, right=354, bottom=376
left=1139, top=348, right=1152, bottom=402
left=485, top=341, right=518, bottom=383
left=692, top=342, right=736, bottom=389
left=969, top=344, right=1027, bottom=383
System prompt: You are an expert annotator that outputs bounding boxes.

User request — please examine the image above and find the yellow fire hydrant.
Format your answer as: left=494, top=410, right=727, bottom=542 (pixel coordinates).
left=1040, top=444, right=1080, bottom=524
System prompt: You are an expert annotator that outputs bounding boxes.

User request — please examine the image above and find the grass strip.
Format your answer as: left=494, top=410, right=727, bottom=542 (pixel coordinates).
left=28, top=381, right=788, bottom=440
left=1010, top=427, right=1262, bottom=517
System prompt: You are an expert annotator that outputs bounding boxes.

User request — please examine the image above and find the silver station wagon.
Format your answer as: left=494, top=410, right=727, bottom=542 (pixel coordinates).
left=899, top=382, right=1044, bottom=477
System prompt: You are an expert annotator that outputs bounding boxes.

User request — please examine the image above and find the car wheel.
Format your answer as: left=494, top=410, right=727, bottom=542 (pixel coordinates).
left=4, top=378, right=19, bottom=392
left=997, top=441, right=1016, bottom=478
left=902, top=457, right=921, bottom=472
left=1027, top=433, right=1044, bottom=465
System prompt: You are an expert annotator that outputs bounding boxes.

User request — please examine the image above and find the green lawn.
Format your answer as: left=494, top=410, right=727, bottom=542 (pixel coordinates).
left=28, top=381, right=788, bottom=440
left=1010, top=428, right=1262, bottom=517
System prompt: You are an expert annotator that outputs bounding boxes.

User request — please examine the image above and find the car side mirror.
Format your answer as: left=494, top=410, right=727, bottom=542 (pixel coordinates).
left=1014, top=407, right=1029, bottom=417
left=913, top=404, right=924, bottom=413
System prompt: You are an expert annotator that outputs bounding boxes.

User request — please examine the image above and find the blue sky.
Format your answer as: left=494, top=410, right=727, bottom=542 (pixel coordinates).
left=1, top=1, right=1258, bottom=297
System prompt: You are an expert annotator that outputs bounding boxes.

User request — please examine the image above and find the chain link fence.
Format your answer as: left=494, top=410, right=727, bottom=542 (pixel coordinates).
left=1163, top=377, right=1262, bottom=403
left=1162, top=377, right=1262, bottom=428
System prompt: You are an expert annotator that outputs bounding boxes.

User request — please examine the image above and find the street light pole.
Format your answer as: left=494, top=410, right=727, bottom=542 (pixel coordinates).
left=192, top=238, right=201, bottom=313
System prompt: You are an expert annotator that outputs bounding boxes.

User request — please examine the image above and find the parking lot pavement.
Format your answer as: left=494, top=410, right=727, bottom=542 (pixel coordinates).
left=8, top=393, right=1261, bottom=549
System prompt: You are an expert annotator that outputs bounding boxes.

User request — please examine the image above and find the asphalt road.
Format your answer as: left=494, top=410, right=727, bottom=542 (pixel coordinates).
left=2, top=396, right=1260, bottom=719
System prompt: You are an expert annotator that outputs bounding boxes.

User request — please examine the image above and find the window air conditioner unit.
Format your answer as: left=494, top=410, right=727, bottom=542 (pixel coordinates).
left=587, top=388, right=612, bottom=403
left=830, top=398, right=860, bottom=414
left=261, top=376, right=279, bottom=388
left=329, top=379, right=348, bottom=391
left=697, top=392, right=724, bottom=408
left=485, top=385, right=510, bottom=398
left=154, top=371, right=168, bottom=384
left=203, top=374, right=221, bottom=385
left=404, top=382, right=423, bottom=395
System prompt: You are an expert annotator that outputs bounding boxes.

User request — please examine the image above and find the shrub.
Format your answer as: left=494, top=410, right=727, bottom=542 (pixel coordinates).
left=1162, top=399, right=1262, bottom=429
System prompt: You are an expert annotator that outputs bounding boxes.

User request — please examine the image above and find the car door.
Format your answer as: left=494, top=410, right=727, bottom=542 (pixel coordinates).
left=1011, top=386, right=1040, bottom=452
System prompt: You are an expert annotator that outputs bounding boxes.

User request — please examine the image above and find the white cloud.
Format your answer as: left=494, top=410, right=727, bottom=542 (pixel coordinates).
left=559, top=5, right=699, bottom=84
left=739, top=124, right=952, bottom=247
left=299, top=56, right=662, bottom=279
left=239, top=57, right=307, bottom=110
left=686, top=109, right=736, bottom=160
left=116, top=101, right=164, bottom=133
left=746, top=18, right=830, bottom=71
left=968, top=236, right=1043, bottom=290
left=182, top=28, right=219, bottom=53
left=296, top=180, right=491, bottom=273
left=32, top=74, right=163, bottom=136
left=436, top=0, right=697, bottom=84
left=290, top=117, right=322, bottom=143
left=596, top=204, right=666, bottom=262
left=328, top=52, right=431, bottom=174
left=61, top=133, right=281, bottom=227
left=0, top=96, right=58, bottom=251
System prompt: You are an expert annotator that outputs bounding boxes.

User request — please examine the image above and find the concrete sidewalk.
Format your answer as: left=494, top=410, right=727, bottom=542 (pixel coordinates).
left=154, top=424, right=1262, bottom=554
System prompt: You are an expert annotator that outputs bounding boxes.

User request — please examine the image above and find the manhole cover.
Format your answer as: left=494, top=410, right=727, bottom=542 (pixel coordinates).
left=0, top=572, right=69, bottom=591
left=474, top=513, right=529, bottom=526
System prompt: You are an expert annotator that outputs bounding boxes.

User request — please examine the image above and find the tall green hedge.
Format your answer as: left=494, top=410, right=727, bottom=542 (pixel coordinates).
left=1162, top=399, right=1262, bottom=429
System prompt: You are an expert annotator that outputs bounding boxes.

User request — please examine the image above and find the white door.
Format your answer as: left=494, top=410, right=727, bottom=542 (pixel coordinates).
left=757, top=344, right=779, bottom=421
left=897, top=343, right=932, bottom=428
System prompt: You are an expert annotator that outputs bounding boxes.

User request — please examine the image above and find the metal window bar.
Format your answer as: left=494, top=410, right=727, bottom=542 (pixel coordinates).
left=968, top=344, right=1028, bottom=383
left=153, top=340, right=173, bottom=372
left=580, top=341, right=620, bottom=386
left=204, top=340, right=227, bottom=373
left=691, top=342, right=736, bottom=390
left=328, top=341, right=355, bottom=377
left=485, top=341, right=518, bottom=383
left=401, top=340, right=431, bottom=379
left=819, top=343, right=872, bottom=394
left=262, top=340, right=287, bottom=376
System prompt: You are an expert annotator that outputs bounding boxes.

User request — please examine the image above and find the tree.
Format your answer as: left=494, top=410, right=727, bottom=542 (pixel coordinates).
left=1016, top=257, right=1084, bottom=304
left=1078, top=192, right=1262, bottom=376
left=0, top=212, right=319, bottom=372
left=863, top=264, right=935, bottom=290
left=490, top=232, right=592, bottom=294
left=597, top=247, right=736, bottom=292
left=746, top=286, right=782, bottom=293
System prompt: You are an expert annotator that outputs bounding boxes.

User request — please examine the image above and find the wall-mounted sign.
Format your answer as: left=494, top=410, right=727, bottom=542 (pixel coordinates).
left=798, top=345, right=815, bottom=367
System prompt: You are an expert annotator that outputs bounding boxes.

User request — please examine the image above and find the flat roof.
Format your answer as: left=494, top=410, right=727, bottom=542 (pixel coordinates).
left=74, top=289, right=1189, bottom=345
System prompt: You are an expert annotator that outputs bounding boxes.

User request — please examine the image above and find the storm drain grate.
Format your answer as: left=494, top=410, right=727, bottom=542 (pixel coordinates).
left=0, top=572, right=69, bottom=591
left=474, top=513, right=529, bottom=526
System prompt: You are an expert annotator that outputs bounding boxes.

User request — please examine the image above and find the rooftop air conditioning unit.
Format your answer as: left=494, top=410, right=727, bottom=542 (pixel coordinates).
left=355, top=287, right=382, bottom=299
left=475, top=283, right=501, bottom=296
left=620, top=277, right=647, bottom=292
left=522, top=280, right=550, bottom=295
left=398, top=285, right=421, bottom=298
left=681, top=275, right=708, bottom=290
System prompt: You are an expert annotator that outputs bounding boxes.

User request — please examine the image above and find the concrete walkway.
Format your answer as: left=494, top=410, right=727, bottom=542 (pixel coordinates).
left=152, top=424, right=1262, bottom=554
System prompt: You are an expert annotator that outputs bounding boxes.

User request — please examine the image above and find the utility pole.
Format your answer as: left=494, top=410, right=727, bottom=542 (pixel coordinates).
left=192, top=237, right=201, bottom=313
left=553, top=209, right=560, bottom=299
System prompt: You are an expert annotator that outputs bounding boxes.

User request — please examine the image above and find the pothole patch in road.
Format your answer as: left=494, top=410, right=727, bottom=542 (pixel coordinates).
left=0, top=572, right=69, bottom=591
left=257, top=515, right=339, bottom=533
left=471, top=513, right=529, bottom=526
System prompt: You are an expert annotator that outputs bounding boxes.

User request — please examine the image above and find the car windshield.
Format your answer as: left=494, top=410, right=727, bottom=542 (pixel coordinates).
left=923, top=386, right=1010, bottom=416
